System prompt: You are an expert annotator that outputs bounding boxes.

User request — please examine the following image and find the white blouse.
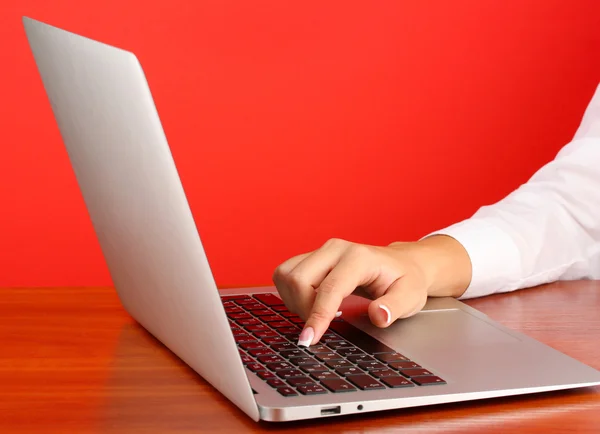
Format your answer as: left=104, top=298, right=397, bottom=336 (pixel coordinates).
left=433, top=82, right=600, bottom=299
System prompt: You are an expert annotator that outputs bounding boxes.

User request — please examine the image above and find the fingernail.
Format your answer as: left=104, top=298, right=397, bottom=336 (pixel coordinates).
left=378, top=304, right=391, bottom=325
left=297, top=327, right=314, bottom=347
left=335, top=311, right=342, bottom=318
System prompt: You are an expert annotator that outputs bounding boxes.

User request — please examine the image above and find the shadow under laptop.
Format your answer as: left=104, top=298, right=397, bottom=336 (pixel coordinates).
left=100, top=322, right=600, bottom=433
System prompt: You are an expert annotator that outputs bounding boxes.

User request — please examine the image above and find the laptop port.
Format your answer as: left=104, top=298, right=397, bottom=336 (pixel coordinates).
left=320, top=406, right=341, bottom=416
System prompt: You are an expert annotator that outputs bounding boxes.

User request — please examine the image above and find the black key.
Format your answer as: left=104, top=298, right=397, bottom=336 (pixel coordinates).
left=413, top=376, right=446, bottom=386
left=328, top=320, right=396, bottom=354
left=270, top=321, right=295, bottom=329
left=279, top=349, right=305, bottom=359
left=230, top=325, right=243, bottom=333
left=272, top=305, right=289, bottom=312
left=246, top=324, right=270, bottom=333
left=234, top=332, right=252, bottom=340
left=336, top=347, right=364, bottom=357
left=236, top=298, right=259, bottom=306
left=267, top=379, right=286, bottom=388
left=290, top=357, right=319, bottom=366
left=327, top=341, right=353, bottom=350
left=346, top=354, right=375, bottom=363
left=320, top=337, right=344, bottom=345
left=278, top=327, right=301, bottom=334
left=254, top=293, right=285, bottom=306
left=346, top=375, right=386, bottom=390
left=297, top=384, right=327, bottom=395
left=370, top=368, right=399, bottom=378
left=260, top=315, right=284, bottom=323
left=315, top=352, right=343, bottom=362
left=240, top=354, right=253, bottom=364
left=400, top=368, right=435, bottom=378
left=272, top=342, right=296, bottom=352
left=311, top=371, right=339, bottom=381
left=246, top=363, right=265, bottom=372
left=248, top=348, right=276, bottom=357
left=257, top=370, right=277, bottom=380
left=301, top=365, right=329, bottom=374
left=287, top=377, right=315, bottom=387
left=389, top=361, right=421, bottom=370
left=280, top=312, right=298, bottom=318
left=253, top=330, right=279, bottom=338
left=237, top=318, right=261, bottom=327
left=325, top=360, right=353, bottom=370
left=229, top=313, right=253, bottom=320
left=234, top=333, right=256, bottom=344
left=266, top=362, right=293, bottom=371
left=222, top=301, right=236, bottom=308
left=381, top=376, right=414, bottom=388
left=257, top=355, right=284, bottom=364
left=335, top=366, right=364, bottom=377
left=277, top=369, right=305, bottom=379
left=305, top=345, right=330, bottom=354
left=240, top=342, right=267, bottom=351
left=251, top=309, right=273, bottom=316
left=289, top=317, right=305, bottom=324
left=263, top=336, right=287, bottom=345
left=222, top=295, right=251, bottom=300
left=320, top=378, right=357, bottom=393
left=225, top=306, right=243, bottom=314
left=243, top=303, right=265, bottom=311
left=375, top=353, right=409, bottom=363
left=277, top=387, right=298, bottom=396
left=357, top=361, right=387, bottom=371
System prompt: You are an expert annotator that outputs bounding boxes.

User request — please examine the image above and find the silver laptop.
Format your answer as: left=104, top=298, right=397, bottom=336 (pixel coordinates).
left=22, top=16, right=600, bottom=422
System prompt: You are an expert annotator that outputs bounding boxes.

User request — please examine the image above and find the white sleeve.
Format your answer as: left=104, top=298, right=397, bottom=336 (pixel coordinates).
left=430, top=82, right=600, bottom=299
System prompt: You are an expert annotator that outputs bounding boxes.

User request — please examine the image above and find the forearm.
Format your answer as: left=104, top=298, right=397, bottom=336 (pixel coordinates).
left=430, top=137, right=600, bottom=299
left=422, top=83, right=600, bottom=299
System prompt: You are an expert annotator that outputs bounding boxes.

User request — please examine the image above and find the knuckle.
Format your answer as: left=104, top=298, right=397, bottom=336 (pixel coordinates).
left=287, top=271, right=308, bottom=291
left=271, top=265, right=288, bottom=284
left=317, top=279, right=337, bottom=295
left=323, top=237, right=347, bottom=249
left=347, top=243, right=370, bottom=259
left=309, top=309, right=334, bottom=324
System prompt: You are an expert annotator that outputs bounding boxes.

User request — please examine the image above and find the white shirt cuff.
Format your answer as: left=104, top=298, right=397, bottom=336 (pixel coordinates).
left=425, top=219, right=523, bottom=299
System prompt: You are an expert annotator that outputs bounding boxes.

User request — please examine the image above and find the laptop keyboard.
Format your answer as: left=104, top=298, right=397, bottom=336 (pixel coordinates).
left=222, top=293, right=446, bottom=397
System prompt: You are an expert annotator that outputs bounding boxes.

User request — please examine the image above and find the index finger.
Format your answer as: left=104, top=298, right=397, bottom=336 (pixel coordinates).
left=298, top=253, right=371, bottom=346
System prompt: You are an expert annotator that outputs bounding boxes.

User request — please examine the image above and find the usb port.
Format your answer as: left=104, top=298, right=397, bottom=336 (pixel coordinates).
left=320, top=406, right=341, bottom=416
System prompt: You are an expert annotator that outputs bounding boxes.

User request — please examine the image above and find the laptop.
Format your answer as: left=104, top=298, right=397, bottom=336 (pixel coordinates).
left=21, top=16, right=600, bottom=422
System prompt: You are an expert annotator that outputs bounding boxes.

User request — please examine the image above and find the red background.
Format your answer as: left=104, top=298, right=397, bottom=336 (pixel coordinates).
left=1, top=1, right=599, bottom=288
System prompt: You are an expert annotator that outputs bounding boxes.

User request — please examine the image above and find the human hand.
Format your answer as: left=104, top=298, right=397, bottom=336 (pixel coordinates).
left=272, top=235, right=471, bottom=346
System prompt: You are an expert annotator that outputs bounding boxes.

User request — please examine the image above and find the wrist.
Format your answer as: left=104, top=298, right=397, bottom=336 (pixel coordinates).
left=413, top=235, right=472, bottom=298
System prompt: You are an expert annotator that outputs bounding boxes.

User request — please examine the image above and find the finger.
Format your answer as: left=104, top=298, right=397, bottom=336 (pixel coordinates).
left=300, top=249, right=374, bottom=346
left=272, top=253, right=311, bottom=314
left=284, top=242, right=348, bottom=319
left=367, top=275, right=427, bottom=328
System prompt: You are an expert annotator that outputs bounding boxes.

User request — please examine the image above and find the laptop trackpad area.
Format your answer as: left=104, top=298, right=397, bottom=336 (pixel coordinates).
left=383, top=309, right=520, bottom=348
left=355, top=306, right=522, bottom=355
left=346, top=306, right=526, bottom=384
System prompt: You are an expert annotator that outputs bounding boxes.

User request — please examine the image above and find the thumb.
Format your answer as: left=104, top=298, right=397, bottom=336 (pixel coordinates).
left=367, top=276, right=427, bottom=328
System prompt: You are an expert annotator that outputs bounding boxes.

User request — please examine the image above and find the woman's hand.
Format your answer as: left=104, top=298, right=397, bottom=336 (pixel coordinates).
left=272, top=235, right=471, bottom=346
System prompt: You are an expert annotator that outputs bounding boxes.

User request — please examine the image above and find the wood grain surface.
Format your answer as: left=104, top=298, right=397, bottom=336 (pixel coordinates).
left=1, top=281, right=598, bottom=433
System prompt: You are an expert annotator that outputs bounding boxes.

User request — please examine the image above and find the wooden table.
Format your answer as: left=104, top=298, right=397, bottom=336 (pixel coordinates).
left=1, top=281, right=599, bottom=433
